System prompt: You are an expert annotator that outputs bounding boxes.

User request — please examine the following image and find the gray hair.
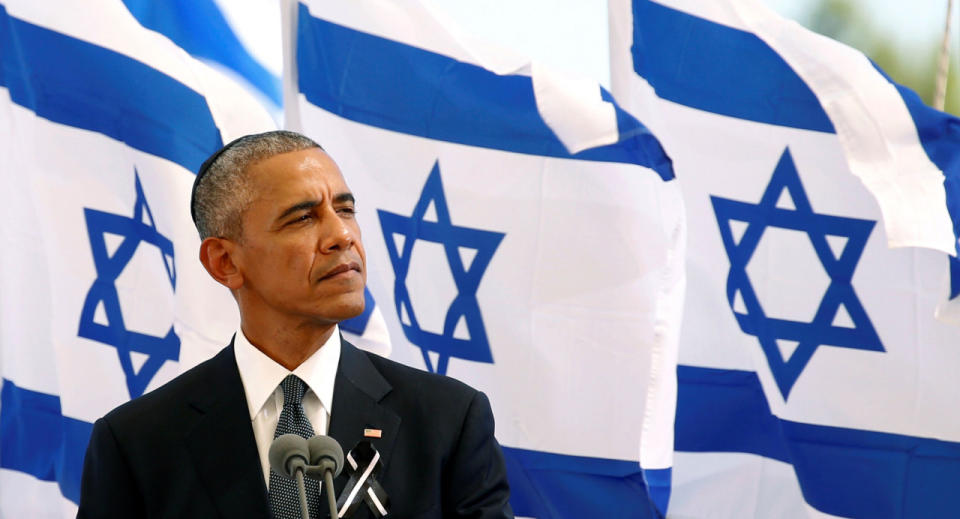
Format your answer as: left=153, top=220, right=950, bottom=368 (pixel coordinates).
left=191, top=130, right=322, bottom=239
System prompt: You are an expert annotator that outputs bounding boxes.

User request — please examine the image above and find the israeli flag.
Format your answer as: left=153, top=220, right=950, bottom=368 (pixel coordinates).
left=0, top=1, right=275, bottom=516
left=284, top=1, right=684, bottom=516
left=610, top=0, right=960, bottom=517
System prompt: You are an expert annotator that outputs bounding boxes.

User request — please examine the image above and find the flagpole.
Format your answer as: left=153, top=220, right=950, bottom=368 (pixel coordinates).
left=934, top=0, right=954, bottom=110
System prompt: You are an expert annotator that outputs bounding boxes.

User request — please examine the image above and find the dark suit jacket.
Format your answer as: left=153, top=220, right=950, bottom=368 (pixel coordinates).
left=77, top=339, right=513, bottom=518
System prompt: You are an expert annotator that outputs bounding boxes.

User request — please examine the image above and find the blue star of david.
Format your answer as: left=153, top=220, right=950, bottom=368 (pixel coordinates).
left=711, top=148, right=883, bottom=399
left=377, top=161, right=505, bottom=375
left=77, top=171, right=180, bottom=398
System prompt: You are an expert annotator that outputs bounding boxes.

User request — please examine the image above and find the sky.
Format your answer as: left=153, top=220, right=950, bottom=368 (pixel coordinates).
left=768, top=0, right=955, bottom=54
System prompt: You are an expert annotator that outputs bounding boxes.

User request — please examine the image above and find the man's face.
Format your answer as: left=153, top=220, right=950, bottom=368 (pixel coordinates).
left=232, top=147, right=366, bottom=326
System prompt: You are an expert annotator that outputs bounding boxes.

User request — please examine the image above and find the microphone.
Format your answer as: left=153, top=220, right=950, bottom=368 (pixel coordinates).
left=306, top=435, right=344, bottom=519
left=268, top=434, right=311, bottom=519
left=307, top=435, right=344, bottom=475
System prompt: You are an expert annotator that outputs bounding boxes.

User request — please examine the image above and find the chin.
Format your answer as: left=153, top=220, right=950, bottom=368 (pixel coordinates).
left=324, top=294, right=366, bottom=323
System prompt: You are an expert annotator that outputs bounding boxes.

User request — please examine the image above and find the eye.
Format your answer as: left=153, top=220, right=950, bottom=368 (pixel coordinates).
left=287, top=213, right=313, bottom=225
left=337, top=206, right=357, bottom=216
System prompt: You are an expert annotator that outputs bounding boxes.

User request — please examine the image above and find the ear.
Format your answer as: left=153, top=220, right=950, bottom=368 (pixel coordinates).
left=199, top=237, right=243, bottom=290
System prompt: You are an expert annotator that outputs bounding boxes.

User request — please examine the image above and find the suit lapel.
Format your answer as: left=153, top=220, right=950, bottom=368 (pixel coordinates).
left=328, top=340, right=401, bottom=496
left=184, top=343, right=270, bottom=518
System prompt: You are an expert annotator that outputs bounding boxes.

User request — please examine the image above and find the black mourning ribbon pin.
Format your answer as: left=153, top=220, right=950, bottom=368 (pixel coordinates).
left=336, top=441, right=390, bottom=518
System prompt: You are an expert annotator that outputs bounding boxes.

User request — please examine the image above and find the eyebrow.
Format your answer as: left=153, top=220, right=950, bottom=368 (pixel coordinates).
left=275, top=192, right=356, bottom=221
left=333, top=192, right=355, bottom=205
left=276, top=200, right=319, bottom=221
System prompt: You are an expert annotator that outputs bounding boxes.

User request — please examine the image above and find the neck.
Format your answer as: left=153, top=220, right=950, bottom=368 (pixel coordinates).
left=239, top=316, right=337, bottom=371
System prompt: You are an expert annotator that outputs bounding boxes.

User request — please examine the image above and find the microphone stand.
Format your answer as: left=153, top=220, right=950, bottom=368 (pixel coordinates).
left=306, top=462, right=340, bottom=519
left=323, top=470, right=337, bottom=518
left=295, top=469, right=310, bottom=519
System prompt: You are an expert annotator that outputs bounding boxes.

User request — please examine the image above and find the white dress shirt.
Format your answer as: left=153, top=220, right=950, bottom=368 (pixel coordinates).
left=233, top=326, right=341, bottom=485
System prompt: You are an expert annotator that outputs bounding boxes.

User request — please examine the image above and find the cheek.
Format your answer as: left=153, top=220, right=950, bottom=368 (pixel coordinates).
left=250, top=243, right=312, bottom=278
left=351, top=224, right=366, bottom=259
left=285, top=244, right=318, bottom=272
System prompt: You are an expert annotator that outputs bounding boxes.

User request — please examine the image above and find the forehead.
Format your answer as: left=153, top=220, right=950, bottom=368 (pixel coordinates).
left=245, top=148, right=349, bottom=199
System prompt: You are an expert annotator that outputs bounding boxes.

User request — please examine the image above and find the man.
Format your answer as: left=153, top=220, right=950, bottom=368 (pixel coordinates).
left=78, top=130, right=513, bottom=518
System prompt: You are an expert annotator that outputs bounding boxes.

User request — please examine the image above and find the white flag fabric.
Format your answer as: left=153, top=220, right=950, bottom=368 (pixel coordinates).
left=284, top=0, right=684, bottom=516
left=610, top=0, right=960, bottom=517
left=0, top=1, right=275, bottom=516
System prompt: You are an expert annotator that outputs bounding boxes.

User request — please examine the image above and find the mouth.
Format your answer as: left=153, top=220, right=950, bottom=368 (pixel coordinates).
left=318, top=261, right=362, bottom=281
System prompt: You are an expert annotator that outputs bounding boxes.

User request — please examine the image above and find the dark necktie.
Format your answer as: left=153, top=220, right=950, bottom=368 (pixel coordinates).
left=269, top=374, right=321, bottom=518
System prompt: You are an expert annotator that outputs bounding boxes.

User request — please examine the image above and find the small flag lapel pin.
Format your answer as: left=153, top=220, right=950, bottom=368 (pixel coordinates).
left=364, top=428, right=383, bottom=439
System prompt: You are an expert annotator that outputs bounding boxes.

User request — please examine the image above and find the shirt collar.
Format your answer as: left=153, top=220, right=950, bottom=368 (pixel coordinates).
left=233, top=325, right=341, bottom=420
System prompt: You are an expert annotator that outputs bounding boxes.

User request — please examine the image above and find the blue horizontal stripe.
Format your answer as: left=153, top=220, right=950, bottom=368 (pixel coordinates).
left=675, top=365, right=789, bottom=461
left=122, top=0, right=281, bottom=106
left=502, top=446, right=660, bottom=518
left=676, top=364, right=960, bottom=518
left=631, top=0, right=834, bottom=133
left=0, top=379, right=92, bottom=504
left=0, top=4, right=222, bottom=173
left=295, top=3, right=674, bottom=180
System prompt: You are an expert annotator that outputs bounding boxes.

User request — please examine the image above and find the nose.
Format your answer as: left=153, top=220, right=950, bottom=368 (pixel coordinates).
left=318, top=211, right=355, bottom=253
